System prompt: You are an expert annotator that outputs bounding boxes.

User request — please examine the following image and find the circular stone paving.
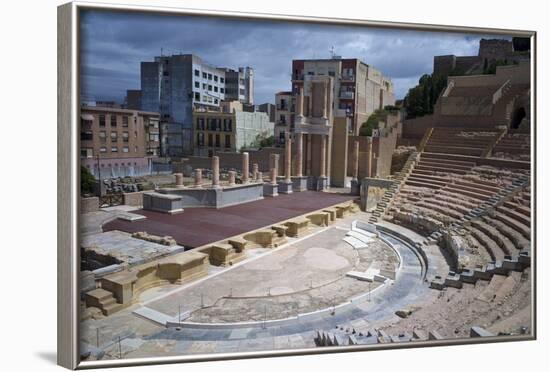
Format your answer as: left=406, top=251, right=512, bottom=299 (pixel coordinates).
left=144, top=226, right=400, bottom=323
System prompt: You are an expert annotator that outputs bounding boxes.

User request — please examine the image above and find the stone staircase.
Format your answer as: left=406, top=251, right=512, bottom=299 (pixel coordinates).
left=368, top=151, right=419, bottom=224
left=430, top=251, right=530, bottom=291
left=85, top=288, right=123, bottom=316
left=461, top=173, right=530, bottom=223
left=482, top=127, right=508, bottom=158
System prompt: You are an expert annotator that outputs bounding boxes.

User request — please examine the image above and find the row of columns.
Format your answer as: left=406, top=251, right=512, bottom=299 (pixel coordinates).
left=174, top=152, right=266, bottom=189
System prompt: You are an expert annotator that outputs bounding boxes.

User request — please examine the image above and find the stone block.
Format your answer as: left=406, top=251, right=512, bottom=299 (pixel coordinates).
left=284, top=217, right=310, bottom=237
left=291, top=176, right=308, bottom=192
left=278, top=181, right=293, bottom=194
left=307, top=212, right=330, bottom=226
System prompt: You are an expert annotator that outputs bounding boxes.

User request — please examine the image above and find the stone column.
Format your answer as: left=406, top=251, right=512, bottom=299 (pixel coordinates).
left=306, top=134, right=312, bottom=176
left=242, top=152, right=249, bottom=184
left=270, top=168, right=277, bottom=185
left=322, top=80, right=328, bottom=119
left=174, top=173, right=184, bottom=188
left=252, top=163, right=259, bottom=181
left=285, top=132, right=292, bottom=183
left=296, top=87, right=304, bottom=117
left=295, top=132, right=303, bottom=177
left=228, top=171, right=236, bottom=186
left=366, top=138, right=373, bottom=178
left=352, top=141, right=359, bottom=181
left=194, top=168, right=202, bottom=188
left=320, top=135, right=327, bottom=177
left=211, top=156, right=220, bottom=188
left=271, top=153, right=280, bottom=176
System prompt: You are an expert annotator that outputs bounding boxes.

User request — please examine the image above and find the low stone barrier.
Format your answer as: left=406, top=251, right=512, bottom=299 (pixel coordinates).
left=81, top=196, right=99, bottom=213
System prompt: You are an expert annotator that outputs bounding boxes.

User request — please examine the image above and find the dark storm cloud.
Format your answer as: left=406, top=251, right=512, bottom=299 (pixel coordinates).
left=80, top=10, right=511, bottom=103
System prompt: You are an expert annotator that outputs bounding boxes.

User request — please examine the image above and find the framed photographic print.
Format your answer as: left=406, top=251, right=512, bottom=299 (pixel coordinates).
left=57, top=1, right=536, bottom=369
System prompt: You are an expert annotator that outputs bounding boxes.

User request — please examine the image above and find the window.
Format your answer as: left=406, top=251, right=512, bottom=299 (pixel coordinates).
left=202, top=72, right=207, bottom=79
left=99, top=131, right=106, bottom=142
left=197, top=132, right=204, bottom=146
left=194, top=92, right=200, bottom=101
left=239, top=88, right=245, bottom=95
left=163, top=71, right=169, bottom=77
left=194, top=69, right=200, bottom=76
left=99, top=114, right=105, bottom=127
left=208, top=73, right=212, bottom=80
left=239, top=78, right=245, bottom=84
left=214, top=86, right=218, bottom=93
left=100, top=147, right=107, bottom=153
left=80, top=131, right=93, bottom=141
left=220, top=77, right=224, bottom=83
left=208, top=133, right=213, bottom=147
left=203, top=96, right=208, bottom=102
left=214, top=99, right=218, bottom=104
left=202, top=83, right=207, bottom=89
left=122, top=147, right=129, bottom=153
left=195, top=81, right=200, bottom=88
left=225, top=135, right=231, bottom=148
left=215, top=134, right=220, bottom=147
left=123, top=132, right=129, bottom=142
left=110, top=132, right=118, bottom=141
left=149, top=133, right=159, bottom=142
left=208, top=85, right=212, bottom=91
left=111, top=146, right=118, bottom=152
left=220, top=88, right=225, bottom=94
left=214, top=75, right=218, bottom=82
left=80, top=148, right=93, bottom=158
left=110, top=115, right=117, bottom=127
left=122, top=116, right=129, bottom=127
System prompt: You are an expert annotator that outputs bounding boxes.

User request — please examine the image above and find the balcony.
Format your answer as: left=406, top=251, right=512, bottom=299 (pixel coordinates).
left=341, top=74, right=355, bottom=82
left=339, top=91, right=355, bottom=99
left=276, top=104, right=289, bottom=111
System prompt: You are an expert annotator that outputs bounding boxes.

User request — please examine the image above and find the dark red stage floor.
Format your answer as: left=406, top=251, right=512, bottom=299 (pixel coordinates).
left=103, top=191, right=356, bottom=248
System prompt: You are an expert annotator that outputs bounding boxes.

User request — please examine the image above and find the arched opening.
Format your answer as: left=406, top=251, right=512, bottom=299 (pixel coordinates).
left=510, top=107, right=526, bottom=129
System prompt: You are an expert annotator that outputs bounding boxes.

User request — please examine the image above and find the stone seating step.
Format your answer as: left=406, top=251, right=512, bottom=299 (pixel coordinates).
left=468, top=226, right=504, bottom=261
left=102, top=302, right=123, bottom=316
left=493, top=212, right=530, bottom=239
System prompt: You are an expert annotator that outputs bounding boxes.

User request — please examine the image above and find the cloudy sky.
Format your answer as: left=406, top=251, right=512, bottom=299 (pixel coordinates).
left=80, top=10, right=510, bottom=104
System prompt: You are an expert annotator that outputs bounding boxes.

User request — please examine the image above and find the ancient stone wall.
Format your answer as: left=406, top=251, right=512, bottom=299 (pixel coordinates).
left=123, top=192, right=143, bottom=207
left=81, top=197, right=99, bottom=214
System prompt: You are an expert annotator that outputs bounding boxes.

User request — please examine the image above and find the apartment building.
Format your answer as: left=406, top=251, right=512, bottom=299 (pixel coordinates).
left=289, top=57, right=395, bottom=135
left=193, top=101, right=273, bottom=156
left=224, top=67, right=254, bottom=105
left=272, top=57, right=398, bottom=187
left=274, top=91, right=294, bottom=146
left=80, top=106, right=160, bottom=177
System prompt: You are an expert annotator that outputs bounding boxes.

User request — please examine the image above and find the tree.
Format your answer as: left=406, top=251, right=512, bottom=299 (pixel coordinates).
left=81, top=166, right=96, bottom=195
left=403, top=73, right=447, bottom=119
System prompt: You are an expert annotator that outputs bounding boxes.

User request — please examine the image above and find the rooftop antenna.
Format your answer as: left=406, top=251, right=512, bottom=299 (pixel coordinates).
left=329, top=46, right=336, bottom=58
left=160, top=47, right=163, bottom=56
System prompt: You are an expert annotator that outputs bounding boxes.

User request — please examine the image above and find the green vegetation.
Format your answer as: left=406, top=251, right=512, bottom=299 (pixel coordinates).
left=359, top=105, right=398, bottom=136
left=403, top=73, right=447, bottom=119
left=482, top=58, right=518, bottom=75
left=81, top=166, right=96, bottom=195
left=248, top=133, right=274, bottom=149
